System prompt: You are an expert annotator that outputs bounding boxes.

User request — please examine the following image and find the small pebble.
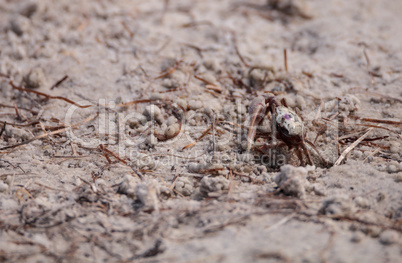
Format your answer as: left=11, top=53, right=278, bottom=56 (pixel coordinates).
left=143, top=105, right=163, bottom=122
left=387, top=164, right=398, bottom=174
left=146, top=134, right=158, bottom=146
left=249, top=69, right=265, bottom=88
left=354, top=196, right=370, bottom=209
left=165, top=123, right=180, bottom=138
left=284, top=96, right=296, bottom=108
left=150, top=93, right=164, bottom=101
left=376, top=192, right=386, bottom=202
left=379, top=230, right=399, bottom=245
left=177, top=98, right=188, bottom=110
left=312, top=183, right=326, bottom=196
left=366, top=226, right=382, bottom=238
left=162, top=78, right=179, bottom=89
left=350, top=232, right=364, bottom=243
left=128, top=113, right=147, bottom=128
left=10, top=16, right=30, bottom=36
left=242, top=166, right=252, bottom=174
left=203, top=58, right=221, bottom=72
left=376, top=163, right=387, bottom=172
left=216, top=143, right=229, bottom=151
left=160, top=57, right=176, bottom=72
left=0, top=181, right=9, bottom=192
left=23, top=68, right=46, bottom=89
left=296, top=95, right=306, bottom=109
left=166, top=116, right=177, bottom=126
left=202, top=72, right=216, bottom=84
left=352, top=150, right=363, bottom=159
left=394, top=173, right=402, bottom=183
left=389, top=142, right=400, bottom=154
left=19, top=2, right=38, bottom=18
left=188, top=99, right=203, bottom=110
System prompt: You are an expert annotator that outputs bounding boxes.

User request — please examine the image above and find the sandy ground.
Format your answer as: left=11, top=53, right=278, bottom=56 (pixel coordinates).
left=0, top=0, right=401, bottom=262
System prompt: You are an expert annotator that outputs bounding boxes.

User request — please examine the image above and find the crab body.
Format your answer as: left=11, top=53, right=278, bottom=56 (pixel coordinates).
left=274, top=106, right=304, bottom=145
left=247, top=96, right=326, bottom=166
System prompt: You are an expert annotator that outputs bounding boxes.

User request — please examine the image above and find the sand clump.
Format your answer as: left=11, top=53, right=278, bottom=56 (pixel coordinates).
left=319, top=195, right=355, bottom=217
left=200, top=176, right=230, bottom=197
left=274, top=165, right=309, bottom=199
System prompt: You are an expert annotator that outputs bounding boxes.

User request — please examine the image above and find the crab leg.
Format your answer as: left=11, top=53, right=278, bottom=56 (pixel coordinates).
left=247, top=96, right=267, bottom=151
left=301, top=143, right=313, bottom=166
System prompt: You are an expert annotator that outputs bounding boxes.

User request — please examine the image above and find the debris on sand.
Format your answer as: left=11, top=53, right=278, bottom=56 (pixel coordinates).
left=319, top=195, right=355, bottom=216
left=274, top=165, right=309, bottom=199
left=174, top=177, right=194, bottom=196
left=22, top=68, right=46, bottom=89
left=135, top=181, right=160, bottom=211
left=200, top=176, right=230, bottom=197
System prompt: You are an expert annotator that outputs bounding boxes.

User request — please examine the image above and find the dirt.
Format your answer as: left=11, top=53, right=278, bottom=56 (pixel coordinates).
left=0, top=0, right=401, bottom=262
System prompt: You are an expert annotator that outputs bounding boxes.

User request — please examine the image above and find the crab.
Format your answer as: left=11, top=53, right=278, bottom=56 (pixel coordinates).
left=247, top=95, right=327, bottom=166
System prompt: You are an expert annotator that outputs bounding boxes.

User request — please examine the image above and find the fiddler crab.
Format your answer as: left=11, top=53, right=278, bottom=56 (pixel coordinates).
left=247, top=95, right=327, bottom=166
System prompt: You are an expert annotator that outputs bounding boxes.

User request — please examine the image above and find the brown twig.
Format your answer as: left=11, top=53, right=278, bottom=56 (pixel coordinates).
left=9, top=80, right=92, bottom=108
left=182, top=125, right=212, bottom=150
left=99, top=144, right=127, bottom=165
left=348, top=115, right=402, bottom=126
left=116, top=99, right=152, bottom=107
left=0, top=103, right=39, bottom=114
left=284, top=49, right=288, bottom=72
left=50, top=75, right=69, bottom=90
left=233, top=34, right=249, bottom=67
left=121, top=21, right=134, bottom=38
left=154, top=60, right=181, bottom=80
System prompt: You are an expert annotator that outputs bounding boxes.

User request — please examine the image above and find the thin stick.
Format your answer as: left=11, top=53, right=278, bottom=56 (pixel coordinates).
left=314, top=101, right=324, bottom=121
left=116, top=99, right=152, bottom=107
left=0, top=103, right=39, bottom=114
left=148, top=152, right=206, bottom=160
left=9, top=80, right=92, bottom=108
left=348, top=115, right=402, bottom=126
left=338, top=129, right=369, bottom=141
left=363, top=49, right=371, bottom=67
left=154, top=37, right=171, bottom=55
left=265, top=213, right=295, bottom=232
left=353, top=123, right=401, bottom=139
left=284, top=49, right=288, bottom=72
left=182, top=125, right=212, bottom=150
left=50, top=75, right=68, bottom=90
left=363, top=147, right=381, bottom=163
left=0, top=159, right=26, bottom=173
left=154, top=60, right=180, bottom=80
left=334, top=128, right=374, bottom=166
left=233, top=33, right=249, bottom=67
left=121, top=21, right=134, bottom=38
left=211, top=111, right=216, bottom=160
left=99, top=144, right=127, bottom=165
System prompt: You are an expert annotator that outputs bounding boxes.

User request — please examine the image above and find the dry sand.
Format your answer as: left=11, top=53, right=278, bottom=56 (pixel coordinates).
left=0, top=0, right=401, bottom=262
